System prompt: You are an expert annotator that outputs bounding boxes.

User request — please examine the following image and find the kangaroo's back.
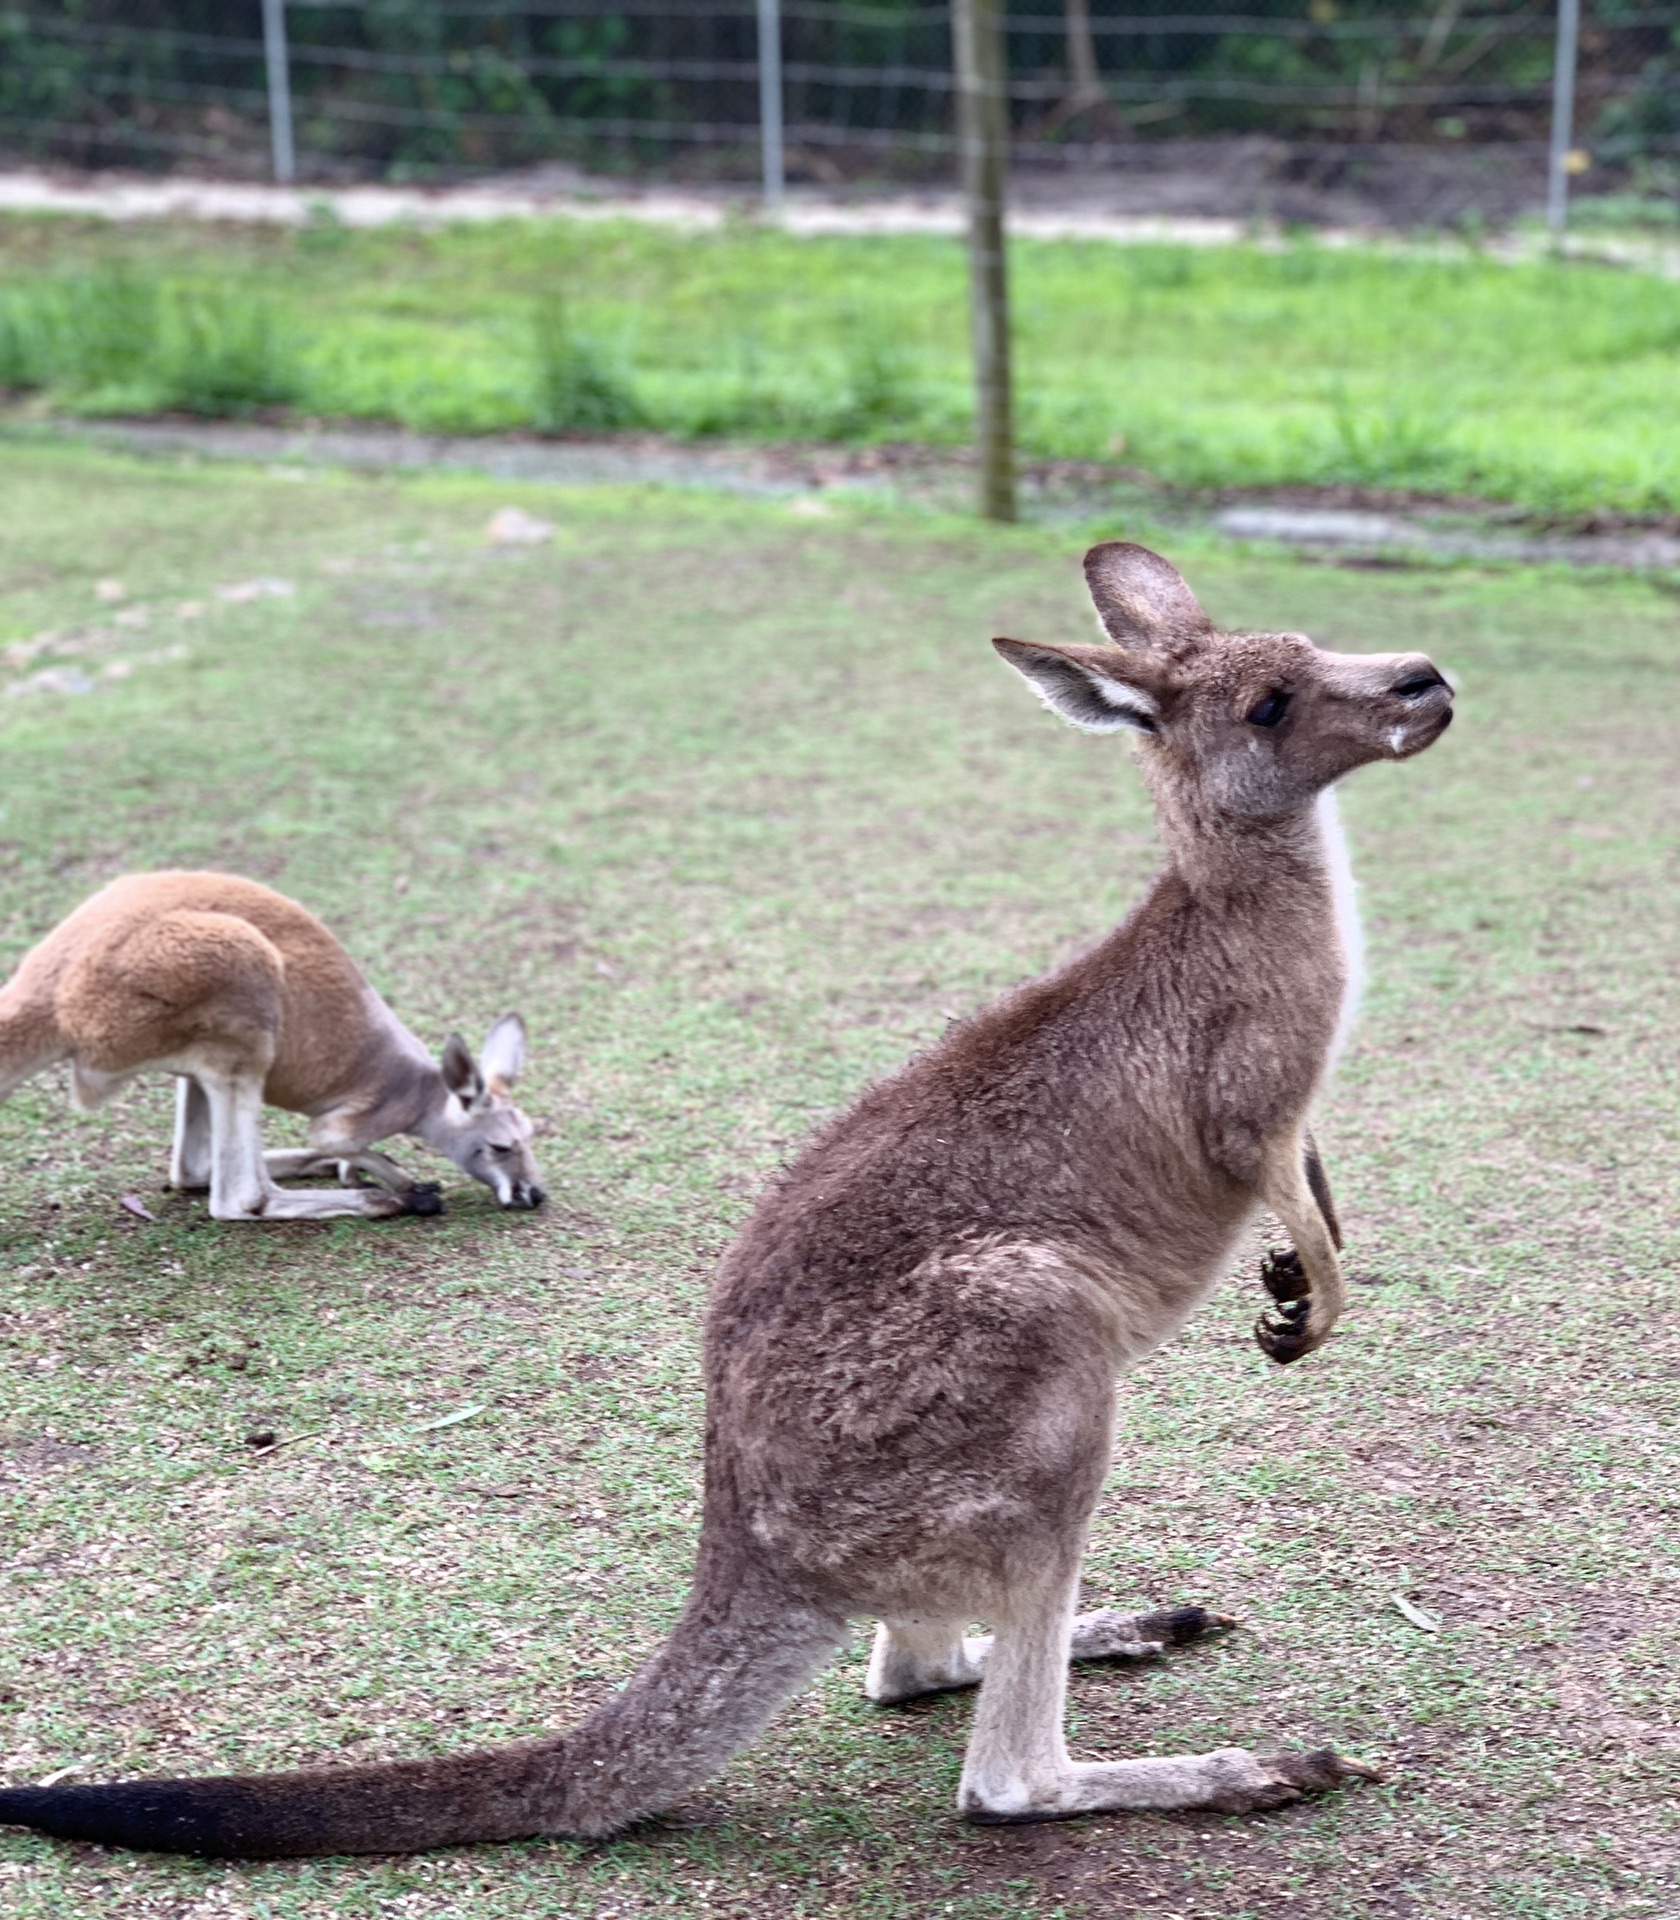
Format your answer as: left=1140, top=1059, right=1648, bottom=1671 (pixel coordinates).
left=11, top=871, right=394, bottom=1114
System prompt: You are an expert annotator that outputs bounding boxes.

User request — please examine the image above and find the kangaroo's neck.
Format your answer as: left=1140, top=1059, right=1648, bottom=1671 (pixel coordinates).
left=348, top=993, right=449, bottom=1143
left=1152, top=782, right=1365, bottom=1066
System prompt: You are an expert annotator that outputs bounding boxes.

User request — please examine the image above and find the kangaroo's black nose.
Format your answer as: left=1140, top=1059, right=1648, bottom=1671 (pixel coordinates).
left=520, top=1184, right=546, bottom=1210
left=1393, top=668, right=1449, bottom=698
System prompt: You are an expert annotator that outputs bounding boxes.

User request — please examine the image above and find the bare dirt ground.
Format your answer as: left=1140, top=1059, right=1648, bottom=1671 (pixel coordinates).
left=0, top=140, right=1661, bottom=250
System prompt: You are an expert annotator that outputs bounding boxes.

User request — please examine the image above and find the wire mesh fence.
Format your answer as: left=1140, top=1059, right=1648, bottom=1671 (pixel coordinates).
left=1, top=3, right=1676, bottom=202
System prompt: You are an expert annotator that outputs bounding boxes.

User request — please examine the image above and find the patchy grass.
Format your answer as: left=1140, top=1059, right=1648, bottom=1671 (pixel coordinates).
left=3, top=212, right=1680, bottom=512
left=0, top=439, right=1677, bottom=1920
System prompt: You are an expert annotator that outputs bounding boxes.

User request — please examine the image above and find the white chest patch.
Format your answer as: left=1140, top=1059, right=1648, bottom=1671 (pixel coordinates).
left=1314, top=788, right=1366, bottom=1077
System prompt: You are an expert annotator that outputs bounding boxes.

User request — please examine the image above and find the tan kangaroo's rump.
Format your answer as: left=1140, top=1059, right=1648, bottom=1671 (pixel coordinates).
left=0, top=545, right=1453, bottom=1855
left=0, top=871, right=544, bottom=1220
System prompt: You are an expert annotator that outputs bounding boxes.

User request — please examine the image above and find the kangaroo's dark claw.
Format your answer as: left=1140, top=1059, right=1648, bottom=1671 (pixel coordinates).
left=1260, top=1247, right=1310, bottom=1301
left=404, top=1183, right=445, bottom=1217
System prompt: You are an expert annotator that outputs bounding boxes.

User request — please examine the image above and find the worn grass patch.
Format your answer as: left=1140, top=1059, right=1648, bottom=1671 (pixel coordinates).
left=0, top=440, right=1676, bottom=1918
left=3, top=212, right=1680, bottom=512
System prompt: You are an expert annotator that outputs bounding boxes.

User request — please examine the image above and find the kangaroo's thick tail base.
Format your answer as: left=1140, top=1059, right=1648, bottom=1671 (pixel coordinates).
left=0, top=1563, right=843, bottom=1859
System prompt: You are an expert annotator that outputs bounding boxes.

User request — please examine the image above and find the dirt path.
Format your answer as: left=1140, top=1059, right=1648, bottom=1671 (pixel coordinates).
left=2, top=165, right=1676, bottom=277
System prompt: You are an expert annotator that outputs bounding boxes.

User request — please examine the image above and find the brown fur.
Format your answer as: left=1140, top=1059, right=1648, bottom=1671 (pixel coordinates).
left=0, top=545, right=1451, bottom=1855
left=0, top=872, right=543, bottom=1219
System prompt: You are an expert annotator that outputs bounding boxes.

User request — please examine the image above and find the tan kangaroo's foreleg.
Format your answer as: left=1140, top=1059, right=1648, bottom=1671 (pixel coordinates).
left=264, top=1146, right=442, bottom=1215
left=866, top=1604, right=1234, bottom=1705
left=1254, top=1128, right=1346, bottom=1365
left=956, top=1570, right=1375, bottom=1824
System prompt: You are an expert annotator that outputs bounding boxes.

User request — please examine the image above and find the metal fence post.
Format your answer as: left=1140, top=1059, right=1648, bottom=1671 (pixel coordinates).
left=1547, top=0, right=1581, bottom=237
left=262, top=0, right=297, bottom=185
left=757, top=0, right=785, bottom=214
left=953, top=0, right=1017, bottom=523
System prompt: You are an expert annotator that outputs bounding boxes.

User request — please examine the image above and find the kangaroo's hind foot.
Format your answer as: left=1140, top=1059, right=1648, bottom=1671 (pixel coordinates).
left=865, top=1602, right=1235, bottom=1706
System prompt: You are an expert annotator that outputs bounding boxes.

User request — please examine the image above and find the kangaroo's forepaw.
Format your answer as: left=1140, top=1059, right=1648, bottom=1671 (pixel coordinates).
left=1254, top=1295, right=1316, bottom=1364
left=1132, top=1604, right=1238, bottom=1647
left=1260, top=1247, right=1310, bottom=1302
left=1209, top=1747, right=1383, bottom=1814
left=403, top=1182, right=445, bottom=1217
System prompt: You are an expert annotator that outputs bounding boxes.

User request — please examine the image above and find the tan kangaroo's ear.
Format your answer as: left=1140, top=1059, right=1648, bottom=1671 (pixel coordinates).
left=440, top=1032, right=484, bottom=1104
left=994, top=638, right=1169, bottom=735
left=480, top=1013, right=527, bottom=1094
left=1083, top=543, right=1211, bottom=649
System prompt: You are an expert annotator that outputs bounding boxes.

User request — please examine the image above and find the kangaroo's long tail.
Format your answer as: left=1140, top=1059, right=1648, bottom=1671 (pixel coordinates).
left=0, top=1565, right=843, bottom=1858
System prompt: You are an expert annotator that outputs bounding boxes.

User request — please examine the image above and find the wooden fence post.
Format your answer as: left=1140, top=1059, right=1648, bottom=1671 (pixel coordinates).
left=953, top=0, right=1016, bottom=523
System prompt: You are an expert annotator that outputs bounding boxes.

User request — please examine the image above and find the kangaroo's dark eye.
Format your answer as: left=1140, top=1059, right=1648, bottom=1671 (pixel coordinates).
left=1246, top=690, right=1291, bottom=728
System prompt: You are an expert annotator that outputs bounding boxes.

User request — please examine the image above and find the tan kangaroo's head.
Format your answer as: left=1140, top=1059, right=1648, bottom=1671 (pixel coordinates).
left=434, top=1014, right=545, bottom=1209
left=995, top=543, right=1453, bottom=823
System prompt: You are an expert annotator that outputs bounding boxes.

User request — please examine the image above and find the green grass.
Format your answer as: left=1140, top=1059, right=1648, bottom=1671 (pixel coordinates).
left=4, top=211, right=1680, bottom=512
left=0, top=439, right=1677, bottom=1919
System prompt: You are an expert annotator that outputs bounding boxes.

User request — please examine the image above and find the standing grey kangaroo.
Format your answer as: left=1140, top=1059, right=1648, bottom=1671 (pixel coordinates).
left=0, top=871, right=544, bottom=1219
left=0, top=544, right=1452, bottom=1856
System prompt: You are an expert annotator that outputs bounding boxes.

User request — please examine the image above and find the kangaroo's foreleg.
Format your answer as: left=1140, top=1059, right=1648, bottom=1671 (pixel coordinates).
left=1254, top=1128, right=1346, bottom=1365
left=265, top=1146, right=443, bottom=1216
left=956, top=1568, right=1376, bottom=1824
left=865, top=1605, right=1233, bottom=1705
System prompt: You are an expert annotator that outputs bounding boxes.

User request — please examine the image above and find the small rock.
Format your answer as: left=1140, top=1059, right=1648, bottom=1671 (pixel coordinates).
left=486, top=507, right=554, bottom=545
left=216, top=578, right=295, bottom=604
left=244, top=1427, right=277, bottom=1450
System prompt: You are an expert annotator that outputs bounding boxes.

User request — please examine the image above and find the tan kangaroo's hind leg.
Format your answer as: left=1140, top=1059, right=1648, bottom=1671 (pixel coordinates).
left=198, top=1071, right=408, bottom=1222
left=169, top=1078, right=213, bottom=1189
left=1254, top=1128, right=1346, bottom=1365
left=866, top=1605, right=1234, bottom=1705
left=957, top=1568, right=1375, bottom=1824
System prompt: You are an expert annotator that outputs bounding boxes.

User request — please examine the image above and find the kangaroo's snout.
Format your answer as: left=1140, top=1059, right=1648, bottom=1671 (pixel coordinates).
left=1381, top=655, right=1453, bottom=756
left=1391, top=665, right=1449, bottom=699
left=506, top=1181, right=545, bottom=1210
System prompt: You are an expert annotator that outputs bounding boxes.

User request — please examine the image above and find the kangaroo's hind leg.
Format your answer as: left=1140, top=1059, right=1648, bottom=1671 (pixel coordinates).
left=169, top=1077, right=213, bottom=1190
left=956, top=1564, right=1376, bottom=1824
left=866, top=1605, right=1233, bottom=1705
left=196, top=1068, right=409, bottom=1222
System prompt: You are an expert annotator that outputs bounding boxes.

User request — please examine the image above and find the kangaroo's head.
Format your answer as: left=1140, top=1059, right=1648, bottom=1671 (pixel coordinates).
left=995, top=543, right=1452, bottom=831
left=432, top=1014, right=545, bottom=1209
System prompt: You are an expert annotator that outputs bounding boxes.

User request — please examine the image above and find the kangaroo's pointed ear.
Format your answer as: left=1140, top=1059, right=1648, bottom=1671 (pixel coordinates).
left=480, top=1013, right=527, bottom=1094
left=1083, top=543, right=1211, bottom=649
left=994, top=637, right=1169, bottom=734
left=440, top=1032, right=484, bottom=1104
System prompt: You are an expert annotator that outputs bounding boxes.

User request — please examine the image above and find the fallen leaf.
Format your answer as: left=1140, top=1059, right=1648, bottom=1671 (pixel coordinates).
left=412, top=1402, right=488, bottom=1434
left=119, top=1194, right=156, bottom=1221
left=1392, top=1593, right=1442, bottom=1633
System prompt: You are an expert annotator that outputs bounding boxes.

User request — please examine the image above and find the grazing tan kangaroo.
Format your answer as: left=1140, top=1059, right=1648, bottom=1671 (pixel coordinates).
left=0, top=545, right=1451, bottom=1856
left=0, top=871, right=544, bottom=1220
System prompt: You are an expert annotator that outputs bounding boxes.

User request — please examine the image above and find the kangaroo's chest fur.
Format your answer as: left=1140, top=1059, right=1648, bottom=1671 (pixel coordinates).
left=710, top=809, right=1359, bottom=1415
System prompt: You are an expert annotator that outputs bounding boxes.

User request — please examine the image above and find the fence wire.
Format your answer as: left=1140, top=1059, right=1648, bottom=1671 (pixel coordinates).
left=1, top=3, right=1675, bottom=189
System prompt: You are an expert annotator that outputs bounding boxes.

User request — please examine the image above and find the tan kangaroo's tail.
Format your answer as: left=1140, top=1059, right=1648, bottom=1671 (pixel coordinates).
left=0, top=1564, right=843, bottom=1858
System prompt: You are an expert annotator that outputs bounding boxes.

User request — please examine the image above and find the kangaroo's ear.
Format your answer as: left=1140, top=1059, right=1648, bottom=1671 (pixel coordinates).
left=1083, top=543, right=1211, bottom=649
left=440, top=1032, right=484, bottom=1104
left=480, top=1013, right=527, bottom=1093
left=993, top=637, right=1167, bottom=734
